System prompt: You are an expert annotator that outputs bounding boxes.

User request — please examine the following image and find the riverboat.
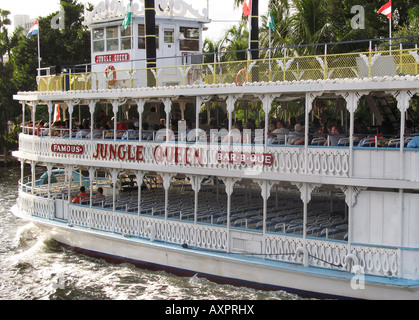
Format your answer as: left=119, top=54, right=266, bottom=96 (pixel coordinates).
left=11, top=0, right=419, bottom=299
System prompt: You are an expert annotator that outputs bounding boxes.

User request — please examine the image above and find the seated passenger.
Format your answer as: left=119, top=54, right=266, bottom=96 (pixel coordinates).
left=121, top=122, right=138, bottom=140
left=407, top=136, right=419, bottom=148
left=75, top=124, right=88, bottom=139
left=95, top=187, right=105, bottom=199
left=72, top=186, right=89, bottom=204
left=324, top=126, right=342, bottom=146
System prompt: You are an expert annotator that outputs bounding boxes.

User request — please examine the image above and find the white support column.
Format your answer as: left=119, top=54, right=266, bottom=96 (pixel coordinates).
left=255, top=94, right=278, bottom=147
left=110, top=99, right=127, bottom=141
left=135, top=99, right=146, bottom=141
left=304, top=92, right=322, bottom=174
left=20, top=161, right=24, bottom=193
left=65, top=100, right=80, bottom=139
left=30, top=161, right=35, bottom=195
left=255, top=180, right=275, bottom=255
left=31, top=102, right=36, bottom=136
left=111, top=169, right=119, bottom=212
left=88, top=167, right=96, bottom=208
left=88, top=100, right=99, bottom=140
left=160, top=98, right=172, bottom=142
left=387, top=90, right=414, bottom=180
left=47, top=102, right=53, bottom=137
left=196, top=96, right=212, bottom=136
left=221, top=94, right=243, bottom=146
left=161, top=173, right=173, bottom=220
left=135, top=171, right=145, bottom=216
left=292, top=182, right=321, bottom=267
left=339, top=185, right=365, bottom=261
left=188, top=175, right=204, bottom=224
left=338, top=92, right=365, bottom=177
left=66, top=165, right=74, bottom=203
left=20, top=101, right=26, bottom=134
left=221, top=177, right=240, bottom=253
left=47, top=164, right=53, bottom=200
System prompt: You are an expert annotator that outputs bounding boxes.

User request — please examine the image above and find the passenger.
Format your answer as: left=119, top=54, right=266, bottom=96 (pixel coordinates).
left=121, top=122, right=138, bottom=140
left=407, top=136, right=419, bottom=148
left=75, top=124, right=88, bottom=138
left=267, top=123, right=276, bottom=144
left=273, top=120, right=289, bottom=143
left=325, top=126, right=342, bottom=146
left=288, top=124, right=304, bottom=145
left=86, top=123, right=103, bottom=139
left=222, top=123, right=242, bottom=144
left=146, top=107, right=160, bottom=126
left=72, top=186, right=89, bottom=204
left=95, top=187, right=105, bottom=199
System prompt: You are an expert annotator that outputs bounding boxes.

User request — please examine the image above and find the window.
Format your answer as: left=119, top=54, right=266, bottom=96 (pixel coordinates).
left=164, top=29, right=174, bottom=44
left=93, top=28, right=104, bottom=53
left=120, top=24, right=132, bottom=50
left=179, top=27, right=199, bottom=51
left=138, top=24, right=159, bottom=49
left=106, top=26, right=119, bottom=51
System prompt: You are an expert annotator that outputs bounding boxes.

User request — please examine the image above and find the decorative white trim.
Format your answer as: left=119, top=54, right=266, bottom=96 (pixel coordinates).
left=84, top=0, right=209, bottom=25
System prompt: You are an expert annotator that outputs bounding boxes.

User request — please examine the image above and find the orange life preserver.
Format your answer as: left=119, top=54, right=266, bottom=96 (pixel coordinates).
left=105, top=65, right=117, bottom=86
left=236, top=68, right=248, bottom=86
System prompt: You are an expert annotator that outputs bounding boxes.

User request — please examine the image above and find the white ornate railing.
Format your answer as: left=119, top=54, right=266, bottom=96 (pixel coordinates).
left=69, top=205, right=228, bottom=251
left=265, top=233, right=399, bottom=277
left=18, top=190, right=399, bottom=278
left=18, top=134, right=350, bottom=177
left=19, top=190, right=55, bottom=220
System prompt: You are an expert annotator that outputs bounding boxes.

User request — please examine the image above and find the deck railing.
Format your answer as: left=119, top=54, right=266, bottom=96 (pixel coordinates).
left=36, top=48, right=419, bottom=92
left=17, top=189, right=400, bottom=278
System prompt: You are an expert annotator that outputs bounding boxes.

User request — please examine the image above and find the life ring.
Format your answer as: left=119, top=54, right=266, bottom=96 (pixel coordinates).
left=105, top=65, right=117, bottom=86
left=236, top=68, right=248, bottom=86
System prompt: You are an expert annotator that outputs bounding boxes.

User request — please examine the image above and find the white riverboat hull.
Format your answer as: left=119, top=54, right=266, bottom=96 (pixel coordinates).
left=12, top=205, right=419, bottom=300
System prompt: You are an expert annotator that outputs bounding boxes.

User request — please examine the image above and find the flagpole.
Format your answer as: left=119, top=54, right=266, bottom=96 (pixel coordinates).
left=37, top=25, right=41, bottom=75
left=269, top=26, right=271, bottom=71
left=389, top=16, right=392, bottom=54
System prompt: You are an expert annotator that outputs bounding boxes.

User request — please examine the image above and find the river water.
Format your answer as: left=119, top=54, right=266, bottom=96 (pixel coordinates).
left=0, top=166, right=306, bottom=301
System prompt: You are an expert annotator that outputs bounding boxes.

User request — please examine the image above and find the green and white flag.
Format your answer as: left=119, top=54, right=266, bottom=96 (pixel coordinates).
left=267, top=13, right=276, bottom=32
left=122, top=0, right=132, bottom=30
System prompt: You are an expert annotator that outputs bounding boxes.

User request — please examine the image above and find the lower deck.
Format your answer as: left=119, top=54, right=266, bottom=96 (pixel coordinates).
left=18, top=169, right=401, bottom=283
left=27, top=178, right=348, bottom=240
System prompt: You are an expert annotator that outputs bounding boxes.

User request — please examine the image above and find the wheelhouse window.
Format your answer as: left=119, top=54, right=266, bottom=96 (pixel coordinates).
left=93, top=28, right=105, bottom=53
left=179, top=27, right=199, bottom=51
left=120, top=24, right=132, bottom=50
left=138, top=24, right=159, bottom=49
left=106, top=26, right=119, bottom=51
left=164, top=28, right=174, bottom=43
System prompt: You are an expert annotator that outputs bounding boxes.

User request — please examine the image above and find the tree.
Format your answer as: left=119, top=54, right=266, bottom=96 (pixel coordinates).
left=0, top=9, right=11, bottom=62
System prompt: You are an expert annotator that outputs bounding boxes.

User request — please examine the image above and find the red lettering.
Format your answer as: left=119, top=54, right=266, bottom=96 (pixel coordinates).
left=109, top=144, right=117, bottom=160
left=118, top=145, right=126, bottom=160
left=136, top=146, right=144, bottom=161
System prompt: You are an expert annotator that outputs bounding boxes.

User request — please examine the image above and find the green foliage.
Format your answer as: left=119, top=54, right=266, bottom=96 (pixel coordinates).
left=0, top=0, right=90, bottom=147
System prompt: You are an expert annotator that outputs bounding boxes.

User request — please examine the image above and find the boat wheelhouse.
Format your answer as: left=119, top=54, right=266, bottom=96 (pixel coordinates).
left=11, top=0, right=419, bottom=299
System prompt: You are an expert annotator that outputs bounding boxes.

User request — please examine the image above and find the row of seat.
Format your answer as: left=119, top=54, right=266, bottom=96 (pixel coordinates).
left=29, top=180, right=348, bottom=240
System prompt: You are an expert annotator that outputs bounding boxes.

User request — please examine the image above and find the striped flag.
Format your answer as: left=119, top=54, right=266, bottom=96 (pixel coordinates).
left=122, top=0, right=132, bottom=30
left=54, top=104, right=61, bottom=122
left=26, top=20, right=39, bottom=38
left=378, top=0, right=392, bottom=19
left=243, top=0, right=251, bottom=17
left=267, top=13, right=276, bottom=32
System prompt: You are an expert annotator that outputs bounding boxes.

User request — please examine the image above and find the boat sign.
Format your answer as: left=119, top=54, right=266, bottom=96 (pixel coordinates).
left=51, top=144, right=84, bottom=154
left=95, top=53, right=130, bottom=64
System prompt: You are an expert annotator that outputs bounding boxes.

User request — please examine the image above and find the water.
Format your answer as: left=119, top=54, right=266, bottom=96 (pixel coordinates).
left=0, top=166, right=307, bottom=301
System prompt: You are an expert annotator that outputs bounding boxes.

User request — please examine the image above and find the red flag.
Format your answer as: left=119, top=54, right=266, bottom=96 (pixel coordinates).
left=378, top=0, right=392, bottom=19
left=243, top=0, right=251, bottom=17
left=54, top=104, right=61, bottom=122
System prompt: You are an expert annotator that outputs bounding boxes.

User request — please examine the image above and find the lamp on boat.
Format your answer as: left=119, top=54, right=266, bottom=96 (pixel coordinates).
left=178, top=32, right=185, bottom=41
